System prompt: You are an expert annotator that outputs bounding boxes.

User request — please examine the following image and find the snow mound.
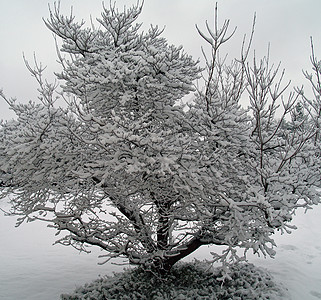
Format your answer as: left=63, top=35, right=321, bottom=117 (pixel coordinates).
left=60, top=261, right=288, bottom=300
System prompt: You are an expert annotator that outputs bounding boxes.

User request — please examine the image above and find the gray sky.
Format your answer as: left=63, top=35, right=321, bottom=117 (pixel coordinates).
left=1, top=0, right=321, bottom=120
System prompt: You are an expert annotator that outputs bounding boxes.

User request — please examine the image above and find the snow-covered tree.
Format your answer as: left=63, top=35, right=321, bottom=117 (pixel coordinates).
left=1, top=2, right=320, bottom=274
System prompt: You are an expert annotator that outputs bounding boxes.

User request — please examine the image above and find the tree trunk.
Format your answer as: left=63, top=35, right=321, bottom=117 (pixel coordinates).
left=152, top=237, right=204, bottom=275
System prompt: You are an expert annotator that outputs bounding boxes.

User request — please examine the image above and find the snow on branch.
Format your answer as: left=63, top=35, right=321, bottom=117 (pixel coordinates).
left=1, top=2, right=321, bottom=274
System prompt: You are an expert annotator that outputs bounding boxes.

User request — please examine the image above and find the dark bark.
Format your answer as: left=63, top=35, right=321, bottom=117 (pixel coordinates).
left=93, top=176, right=157, bottom=253
left=156, top=202, right=171, bottom=250
left=154, top=236, right=204, bottom=274
left=115, top=201, right=157, bottom=253
left=150, top=190, right=173, bottom=251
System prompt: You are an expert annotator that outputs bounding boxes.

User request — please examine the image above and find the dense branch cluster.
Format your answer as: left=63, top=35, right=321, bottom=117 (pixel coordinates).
left=1, top=2, right=321, bottom=273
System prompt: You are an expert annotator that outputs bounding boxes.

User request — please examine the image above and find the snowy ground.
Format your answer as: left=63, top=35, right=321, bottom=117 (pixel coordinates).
left=1, top=200, right=321, bottom=300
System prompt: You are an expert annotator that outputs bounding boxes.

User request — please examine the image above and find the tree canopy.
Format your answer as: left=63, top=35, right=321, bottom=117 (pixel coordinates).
left=1, top=2, right=321, bottom=274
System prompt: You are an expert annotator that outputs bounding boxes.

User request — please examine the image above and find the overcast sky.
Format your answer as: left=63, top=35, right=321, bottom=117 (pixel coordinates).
left=1, top=0, right=321, bottom=120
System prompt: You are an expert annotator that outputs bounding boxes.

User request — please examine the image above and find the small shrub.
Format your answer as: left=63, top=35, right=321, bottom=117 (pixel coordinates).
left=60, top=261, right=288, bottom=300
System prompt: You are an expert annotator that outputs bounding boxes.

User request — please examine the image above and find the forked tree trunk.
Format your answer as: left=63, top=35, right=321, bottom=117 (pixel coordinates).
left=152, top=237, right=204, bottom=275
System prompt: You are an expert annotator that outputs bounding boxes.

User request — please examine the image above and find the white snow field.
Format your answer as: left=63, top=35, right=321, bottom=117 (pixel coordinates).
left=1, top=200, right=321, bottom=300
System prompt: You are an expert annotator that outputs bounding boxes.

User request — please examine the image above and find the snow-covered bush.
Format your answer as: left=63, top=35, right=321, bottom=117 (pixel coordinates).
left=1, top=1, right=321, bottom=275
left=60, top=261, right=287, bottom=299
